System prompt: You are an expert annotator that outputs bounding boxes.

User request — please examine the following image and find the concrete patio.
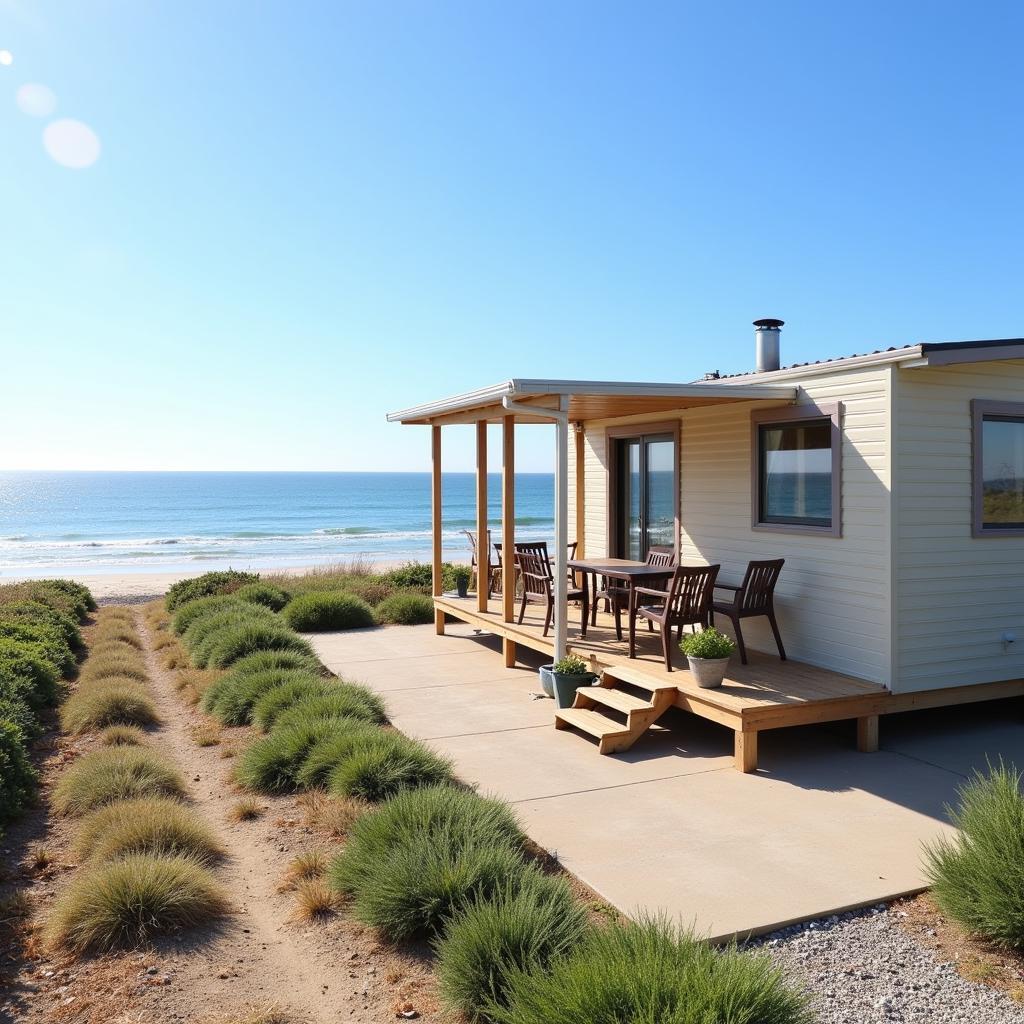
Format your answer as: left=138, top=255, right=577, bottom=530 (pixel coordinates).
left=308, top=622, right=1024, bottom=940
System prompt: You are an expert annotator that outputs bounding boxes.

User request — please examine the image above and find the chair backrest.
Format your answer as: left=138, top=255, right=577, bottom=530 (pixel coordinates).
left=514, top=541, right=550, bottom=573
left=737, top=559, right=784, bottom=613
left=515, top=549, right=551, bottom=596
left=646, top=546, right=676, bottom=569
left=667, top=564, right=720, bottom=622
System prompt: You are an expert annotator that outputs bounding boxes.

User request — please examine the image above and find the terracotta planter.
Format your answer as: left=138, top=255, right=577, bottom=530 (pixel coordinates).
left=686, top=655, right=731, bottom=689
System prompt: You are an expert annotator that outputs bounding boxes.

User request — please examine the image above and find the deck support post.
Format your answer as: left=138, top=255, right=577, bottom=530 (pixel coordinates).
left=574, top=422, right=585, bottom=559
left=431, top=424, right=444, bottom=635
left=553, top=398, right=569, bottom=663
left=857, top=715, right=879, bottom=753
left=476, top=421, right=489, bottom=613
left=502, top=416, right=516, bottom=666
left=735, top=729, right=758, bottom=773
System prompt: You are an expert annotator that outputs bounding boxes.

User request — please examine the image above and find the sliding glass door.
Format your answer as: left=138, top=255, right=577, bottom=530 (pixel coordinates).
left=613, top=431, right=677, bottom=559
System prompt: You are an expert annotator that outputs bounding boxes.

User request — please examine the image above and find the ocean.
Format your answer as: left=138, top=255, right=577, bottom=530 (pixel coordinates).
left=0, top=472, right=555, bottom=578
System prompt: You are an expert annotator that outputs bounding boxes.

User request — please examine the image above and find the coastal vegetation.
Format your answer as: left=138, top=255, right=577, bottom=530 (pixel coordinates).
left=281, top=591, right=377, bottom=631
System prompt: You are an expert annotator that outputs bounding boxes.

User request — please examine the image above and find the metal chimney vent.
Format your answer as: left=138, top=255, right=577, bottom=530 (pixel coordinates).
left=754, top=318, right=784, bottom=373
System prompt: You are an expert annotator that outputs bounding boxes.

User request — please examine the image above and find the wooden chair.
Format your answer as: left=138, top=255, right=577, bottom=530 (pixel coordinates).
left=629, top=564, right=720, bottom=670
left=462, top=530, right=502, bottom=597
left=515, top=544, right=588, bottom=638
left=711, top=558, right=786, bottom=665
left=591, top=546, right=676, bottom=641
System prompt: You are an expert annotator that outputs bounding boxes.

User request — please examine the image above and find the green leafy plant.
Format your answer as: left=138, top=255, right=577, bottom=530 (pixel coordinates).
left=0, top=621, right=76, bottom=679
left=924, top=760, right=1024, bottom=947
left=375, top=591, right=436, bottom=625
left=435, top=870, right=590, bottom=1019
left=171, top=594, right=251, bottom=636
left=282, top=592, right=377, bottom=632
left=0, top=639, right=61, bottom=710
left=453, top=565, right=472, bottom=585
left=234, top=582, right=290, bottom=612
left=0, top=600, right=84, bottom=653
left=0, top=720, right=38, bottom=832
left=552, top=654, right=589, bottom=676
left=680, top=627, right=735, bottom=660
left=43, top=852, right=229, bottom=953
left=165, top=570, right=262, bottom=611
left=488, top=915, right=812, bottom=1024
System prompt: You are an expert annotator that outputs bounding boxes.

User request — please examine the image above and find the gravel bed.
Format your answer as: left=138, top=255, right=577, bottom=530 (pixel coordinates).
left=96, top=593, right=161, bottom=606
left=746, top=905, right=1024, bottom=1023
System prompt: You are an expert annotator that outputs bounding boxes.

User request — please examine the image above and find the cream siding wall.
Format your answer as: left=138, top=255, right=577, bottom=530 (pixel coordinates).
left=578, top=365, right=894, bottom=686
left=895, top=360, right=1024, bottom=691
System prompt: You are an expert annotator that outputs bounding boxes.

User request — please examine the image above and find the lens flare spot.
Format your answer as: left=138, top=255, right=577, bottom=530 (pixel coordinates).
left=16, top=83, right=56, bottom=117
left=42, top=118, right=101, bottom=169
left=0, top=50, right=13, bottom=67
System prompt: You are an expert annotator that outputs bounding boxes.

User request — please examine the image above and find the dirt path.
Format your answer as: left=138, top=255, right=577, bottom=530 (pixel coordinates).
left=127, top=612, right=442, bottom=1024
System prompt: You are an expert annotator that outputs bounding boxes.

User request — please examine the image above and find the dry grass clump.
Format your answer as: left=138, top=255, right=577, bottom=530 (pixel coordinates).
left=44, top=852, right=229, bottom=953
left=60, top=679, right=158, bottom=734
left=79, top=648, right=148, bottom=683
left=161, top=643, right=190, bottom=671
left=298, top=790, right=368, bottom=837
left=209, top=1004, right=295, bottom=1024
left=192, top=723, right=221, bottom=747
left=229, top=797, right=265, bottom=822
left=294, top=877, right=337, bottom=919
left=28, top=843, right=54, bottom=871
left=98, top=724, right=146, bottom=746
left=176, top=668, right=222, bottom=705
left=52, top=747, right=187, bottom=815
left=280, top=847, right=328, bottom=890
left=73, top=797, right=223, bottom=865
left=91, top=618, right=142, bottom=649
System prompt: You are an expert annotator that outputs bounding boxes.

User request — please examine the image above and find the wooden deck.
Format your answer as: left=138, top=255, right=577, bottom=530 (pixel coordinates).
left=433, top=594, right=1024, bottom=771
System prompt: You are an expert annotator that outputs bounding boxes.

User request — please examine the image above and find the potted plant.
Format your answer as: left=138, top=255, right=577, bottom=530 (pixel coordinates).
left=453, top=565, right=471, bottom=598
left=680, top=627, right=736, bottom=689
left=542, top=654, right=598, bottom=709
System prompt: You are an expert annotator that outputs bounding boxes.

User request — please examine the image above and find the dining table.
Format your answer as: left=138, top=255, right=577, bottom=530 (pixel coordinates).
left=567, top=557, right=675, bottom=651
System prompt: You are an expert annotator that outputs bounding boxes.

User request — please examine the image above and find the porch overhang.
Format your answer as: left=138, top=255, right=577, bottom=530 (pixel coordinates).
left=387, top=378, right=799, bottom=425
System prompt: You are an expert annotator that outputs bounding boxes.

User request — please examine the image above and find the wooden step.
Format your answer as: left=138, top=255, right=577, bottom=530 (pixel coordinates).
left=554, top=707, right=630, bottom=741
left=576, top=686, right=654, bottom=715
left=599, top=663, right=679, bottom=695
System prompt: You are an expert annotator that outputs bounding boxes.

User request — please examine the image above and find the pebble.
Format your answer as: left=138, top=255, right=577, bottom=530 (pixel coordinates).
left=746, top=906, right=1024, bottom=1024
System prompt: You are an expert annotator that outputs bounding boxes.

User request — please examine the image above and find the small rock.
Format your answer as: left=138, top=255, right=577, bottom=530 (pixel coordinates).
left=146, top=965, right=159, bottom=975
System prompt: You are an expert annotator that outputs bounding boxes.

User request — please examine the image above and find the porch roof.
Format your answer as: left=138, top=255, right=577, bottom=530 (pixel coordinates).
left=386, top=378, right=798, bottom=425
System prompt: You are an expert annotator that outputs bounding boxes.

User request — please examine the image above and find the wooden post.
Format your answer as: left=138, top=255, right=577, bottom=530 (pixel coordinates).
left=431, top=424, right=444, bottom=635
left=735, top=729, right=758, bottom=773
left=574, top=423, right=585, bottom=559
left=857, top=715, right=879, bottom=753
left=476, top=421, right=489, bottom=613
left=502, top=416, right=516, bottom=667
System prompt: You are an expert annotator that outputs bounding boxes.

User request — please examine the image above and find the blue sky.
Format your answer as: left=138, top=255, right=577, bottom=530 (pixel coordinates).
left=2, top=1, right=1022, bottom=473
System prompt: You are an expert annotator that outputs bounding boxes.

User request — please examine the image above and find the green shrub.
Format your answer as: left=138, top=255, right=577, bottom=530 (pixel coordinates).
left=924, top=760, right=1024, bottom=947
left=375, top=591, right=436, bottom=625
left=204, top=621, right=314, bottom=669
left=381, top=562, right=436, bottom=593
left=0, top=693, right=42, bottom=743
left=199, top=650, right=321, bottom=712
left=336, top=575, right=395, bottom=606
left=282, top=592, right=376, bottom=632
left=0, top=621, right=75, bottom=678
left=293, top=722, right=384, bottom=789
left=435, top=871, right=590, bottom=1019
left=171, top=594, right=250, bottom=636
left=73, top=797, right=222, bottom=864
left=165, top=570, right=261, bottom=611
left=0, top=600, right=84, bottom=653
left=0, top=639, right=61, bottom=709
left=0, top=720, right=37, bottom=830
left=44, top=853, right=228, bottom=953
left=183, top=605, right=277, bottom=665
left=330, top=785, right=524, bottom=898
left=207, top=669, right=323, bottom=727
left=60, top=680, right=158, bottom=734
left=489, top=916, right=811, bottom=1024
left=269, top=684, right=387, bottom=732
left=235, top=718, right=350, bottom=793
left=328, top=730, right=454, bottom=802
left=235, top=582, right=290, bottom=612
left=53, top=747, right=187, bottom=815
left=0, top=579, right=93, bottom=622
left=37, top=578, right=96, bottom=615
left=341, top=829, right=529, bottom=941
left=250, top=677, right=332, bottom=729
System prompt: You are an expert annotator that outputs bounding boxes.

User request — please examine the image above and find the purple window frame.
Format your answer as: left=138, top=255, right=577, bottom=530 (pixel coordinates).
left=750, top=403, right=843, bottom=538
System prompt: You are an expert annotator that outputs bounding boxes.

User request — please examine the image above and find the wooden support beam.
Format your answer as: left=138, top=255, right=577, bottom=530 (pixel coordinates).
left=476, top=421, right=489, bottom=613
left=431, top=425, right=444, bottom=635
left=857, top=715, right=879, bottom=753
left=502, top=417, right=516, bottom=624
left=735, top=729, right=758, bottom=773
left=503, top=637, right=516, bottom=668
left=574, top=423, right=585, bottom=558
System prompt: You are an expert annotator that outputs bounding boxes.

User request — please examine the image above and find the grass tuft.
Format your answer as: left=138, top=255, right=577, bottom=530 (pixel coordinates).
left=52, top=746, right=187, bottom=815
left=294, top=877, right=337, bottom=919
left=73, top=797, right=223, bottom=864
left=44, top=852, right=229, bottom=953
left=267, top=684, right=387, bottom=733
left=282, top=592, right=376, bottom=632
left=234, top=719, right=350, bottom=793
left=205, top=621, right=314, bottom=670
left=924, top=759, right=1024, bottom=947
left=229, top=797, right=265, bottom=822
left=98, top=724, right=146, bottom=746
left=60, top=679, right=158, bottom=734
left=327, top=730, right=454, bottom=802
left=79, top=648, right=148, bottom=683
left=206, top=668, right=323, bottom=727
left=298, top=790, right=368, bottom=837
left=375, top=591, right=436, bottom=625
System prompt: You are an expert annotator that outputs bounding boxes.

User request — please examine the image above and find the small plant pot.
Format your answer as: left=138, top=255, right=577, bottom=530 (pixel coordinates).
left=538, top=664, right=556, bottom=698
left=685, top=655, right=731, bottom=689
left=551, top=670, right=598, bottom=709
left=455, top=578, right=469, bottom=598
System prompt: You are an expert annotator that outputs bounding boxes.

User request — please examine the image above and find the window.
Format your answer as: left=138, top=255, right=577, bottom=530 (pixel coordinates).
left=972, top=400, right=1024, bottom=536
left=751, top=404, right=842, bottom=537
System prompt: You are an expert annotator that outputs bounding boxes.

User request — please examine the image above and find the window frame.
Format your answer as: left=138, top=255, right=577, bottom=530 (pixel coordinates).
left=750, top=403, right=842, bottom=538
left=971, top=399, right=1024, bottom=538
